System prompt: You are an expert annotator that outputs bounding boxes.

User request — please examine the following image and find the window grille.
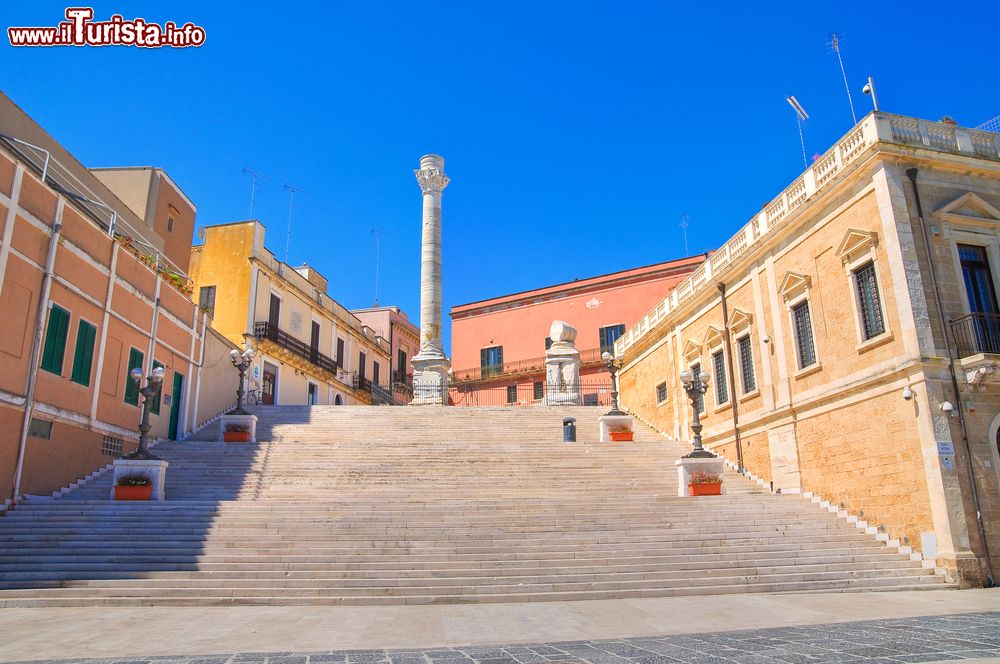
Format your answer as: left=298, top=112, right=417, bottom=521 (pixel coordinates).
left=737, top=335, right=755, bottom=393
left=853, top=262, right=885, bottom=340
left=101, top=435, right=124, bottom=457
left=506, top=385, right=517, bottom=404
left=655, top=382, right=667, bottom=403
left=533, top=382, right=544, bottom=400
left=792, top=301, right=817, bottom=368
left=712, top=350, right=728, bottom=404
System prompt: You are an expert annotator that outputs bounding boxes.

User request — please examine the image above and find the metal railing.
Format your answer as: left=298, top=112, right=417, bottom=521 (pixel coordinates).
left=253, top=321, right=338, bottom=374
left=452, top=348, right=606, bottom=383
left=951, top=313, right=1000, bottom=356
left=450, top=381, right=613, bottom=407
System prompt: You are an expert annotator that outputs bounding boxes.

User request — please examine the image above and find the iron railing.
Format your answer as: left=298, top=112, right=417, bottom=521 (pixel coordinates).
left=450, top=380, right=613, bottom=407
left=254, top=321, right=338, bottom=374
left=951, top=313, right=1000, bottom=356
left=452, top=348, right=606, bottom=383
left=352, top=373, right=373, bottom=393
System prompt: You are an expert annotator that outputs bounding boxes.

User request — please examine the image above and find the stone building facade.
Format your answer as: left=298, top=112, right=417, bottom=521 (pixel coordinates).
left=189, top=221, right=392, bottom=406
left=0, top=91, right=239, bottom=502
left=351, top=305, right=419, bottom=404
left=615, top=112, right=1000, bottom=586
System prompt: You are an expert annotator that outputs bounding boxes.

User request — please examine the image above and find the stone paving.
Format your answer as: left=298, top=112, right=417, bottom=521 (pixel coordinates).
left=9, top=612, right=1000, bottom=664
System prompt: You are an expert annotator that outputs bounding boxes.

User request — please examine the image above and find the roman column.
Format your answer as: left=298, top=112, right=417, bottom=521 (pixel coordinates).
left=410, top=154, right=451, bottom=405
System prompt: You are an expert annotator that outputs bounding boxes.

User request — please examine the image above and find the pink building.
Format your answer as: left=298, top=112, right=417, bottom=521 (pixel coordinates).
left=351, top=305, right=419, bottom=403
left=449, top=255, right=704, bottom=405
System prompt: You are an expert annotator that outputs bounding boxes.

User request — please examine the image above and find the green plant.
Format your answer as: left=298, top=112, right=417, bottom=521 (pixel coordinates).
left=116, top=473, right=152, bottom=487
left=608, top=422, right=633, bottom=434
left=689, top=471, right=721, bottom=485
left=225, top=421, right=251, bottom=433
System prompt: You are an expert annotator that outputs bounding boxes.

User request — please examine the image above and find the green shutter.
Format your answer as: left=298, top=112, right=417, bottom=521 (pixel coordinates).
left=150, top=360, right=165, bottom=414
left=70, top=320, right=97, bottom=386
left=123, top=348, right=144, bottom=405
left=40, top=305, right=71, bottom=375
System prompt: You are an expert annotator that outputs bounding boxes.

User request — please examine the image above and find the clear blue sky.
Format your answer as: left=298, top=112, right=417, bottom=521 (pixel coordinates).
left=3, top=1, right=998, bottom=356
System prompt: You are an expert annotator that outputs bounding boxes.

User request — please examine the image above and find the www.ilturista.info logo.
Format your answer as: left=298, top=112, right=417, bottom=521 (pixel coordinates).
left=8, top=8, right=206, bottom=48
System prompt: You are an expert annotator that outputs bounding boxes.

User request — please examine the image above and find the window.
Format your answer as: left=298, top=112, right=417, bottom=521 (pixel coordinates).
left=959, top=244, right=1000, bottom=354
left=40, top=304, right=71, bottom=375
left=69, top=320, right=97, bottom=386
left=792, top=300, right=817, bottom=368
left=397, top=349, right=407, bottom=378
left=533, top=381, right=544, bottom=400
left=28, top=418, right=52, bottom=440
left=166, top=215, right=174, bottom=234
left=506, top=385, right=517, bottom=404
left=358, top=351, right=367, bottom=380
left=101, top=435, right=124, bottom=457
left=853, top=261, right=885, bottom=341
left=373, top=361, right=380, bottom=386
left=655, top=382, right=667, bottom=404
left=150, top=360, right=165, bottom=414
left=481, top=346, right=503, bottom=378
left=691, top=362, right=705, bottom=413
left=599, top=324, right=625, bottom=354
left=124, top=348, right=144, bottom=405
left=712, top=350, right=728, bottom=405
left=545, top=337, right=553, bottom=351
left=737, top=335, right=755, bottom=394
left=197, top=286, right=216, bottom=317
left=336, top=338, right=345, bottom=367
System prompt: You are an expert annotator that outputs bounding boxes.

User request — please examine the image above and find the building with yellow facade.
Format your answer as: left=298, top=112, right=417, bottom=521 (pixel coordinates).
left=189, top=221, right=392, bottom=405
left=615, top=112, right=1000, bottom=588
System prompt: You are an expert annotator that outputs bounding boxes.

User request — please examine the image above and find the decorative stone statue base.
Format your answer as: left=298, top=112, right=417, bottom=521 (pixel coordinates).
left=675, top=457, right=726, bottom=497
left=411, top=354, right=451, bottom=406
left=111, top=458, right=168, bottom=501
left=219, top=414, right=258, bottom=443
left=544, top=320, right=582, bottom=406
left=599, top=414, right=633, bottom=443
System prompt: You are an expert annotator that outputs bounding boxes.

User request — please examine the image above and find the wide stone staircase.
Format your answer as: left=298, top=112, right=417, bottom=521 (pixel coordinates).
left=0, top=406, right=949, bottom=606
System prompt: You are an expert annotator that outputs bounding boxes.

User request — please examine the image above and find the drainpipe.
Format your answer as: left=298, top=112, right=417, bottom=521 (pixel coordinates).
left=907, top=167, right=995, bottom=587
left=12, top=201, right=64, bottom=501
left=717, top=282, right=744, bottom=473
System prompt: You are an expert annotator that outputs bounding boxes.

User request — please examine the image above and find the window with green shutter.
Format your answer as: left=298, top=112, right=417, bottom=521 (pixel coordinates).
left=150, top=360, right=165, bottom=414
left=40, top=304, right=71, bottom=375
left=124, top=348, right=144, bottom=406
left=70, top=320, right=97, bottom=386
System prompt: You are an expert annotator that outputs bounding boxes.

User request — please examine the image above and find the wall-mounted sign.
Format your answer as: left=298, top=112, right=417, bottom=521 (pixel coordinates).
left=936, top=441, right=955, bottom=456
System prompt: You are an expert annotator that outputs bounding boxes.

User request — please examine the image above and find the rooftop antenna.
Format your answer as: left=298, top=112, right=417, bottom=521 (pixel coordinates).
left=828, top=33, right=857, bottom=124
left=977, top=114, right=1000, bottom=133
left=282, top=183, right=311, bottom=263
left=679, top=213, right=690, bottom=257
left=241, top=168, right=271, bottom=219
left=786, top=96, right=810, bottom=169
left=371, top=228, right=386, bottom=307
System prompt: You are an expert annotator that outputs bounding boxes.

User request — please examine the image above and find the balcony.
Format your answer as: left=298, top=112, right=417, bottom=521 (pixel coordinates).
left=951, top=313, right=1000, bottom=357
left=254, top=321, right=338, bottom=375
left=452, top=348, right=606, bottom=384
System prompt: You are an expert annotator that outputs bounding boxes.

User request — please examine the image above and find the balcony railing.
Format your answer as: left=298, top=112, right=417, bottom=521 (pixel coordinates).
left=951, top=313, right=1000, bottom=357
left=452, top=347, right=606, bottom=384
left=254, top=321, right=338, bottom=375
left=352, top=373, right=373, bottom=393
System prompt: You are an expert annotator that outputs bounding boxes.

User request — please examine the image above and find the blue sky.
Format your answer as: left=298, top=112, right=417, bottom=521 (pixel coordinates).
left=2, top=1, right=998, bottom=356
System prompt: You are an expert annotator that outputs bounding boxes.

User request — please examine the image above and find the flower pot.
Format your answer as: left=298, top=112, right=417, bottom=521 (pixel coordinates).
left=114, top=485, right=153, bottom=501
left=224, top=431, right=251, bottom=443
left=609, top=431, right=634, bottom=442
left=688, top=482, right=722, bottom=496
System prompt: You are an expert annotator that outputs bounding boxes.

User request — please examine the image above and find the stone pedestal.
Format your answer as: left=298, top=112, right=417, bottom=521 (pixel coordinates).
left=411, top=356, right=451, bottom=406
left=544, top=321, right=582, bottom=406
left=219, top=414, right=258, bottom=443
left=676, top=457, right=726, bottom=497
left=599, top=414, right=634, bottom=442
left=111, top=458, right=168, bottom=501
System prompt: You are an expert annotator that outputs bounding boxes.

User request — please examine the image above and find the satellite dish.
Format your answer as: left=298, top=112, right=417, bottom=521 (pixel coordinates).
left=196, top=226, right=206, bottom=242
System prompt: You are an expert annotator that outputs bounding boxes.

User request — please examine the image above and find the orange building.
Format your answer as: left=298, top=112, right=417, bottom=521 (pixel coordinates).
left=449, top=256, right=704, bottom=405
left=0, top=91, right=238, bottom=504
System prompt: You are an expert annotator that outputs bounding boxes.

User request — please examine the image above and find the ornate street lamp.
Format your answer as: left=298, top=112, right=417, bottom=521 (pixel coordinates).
left=230, top=347, right=255, bottom=415
left=680, top=368, right=715, bottom=458
left=127, top=365, right=165, bottom=460
left=601, top=351, right=626, bottom=416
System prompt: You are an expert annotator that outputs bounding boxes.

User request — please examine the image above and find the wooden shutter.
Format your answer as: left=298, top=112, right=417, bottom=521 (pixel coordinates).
left=124, top=348, right=144, bottom=405
left=150, top=360, right=165, bottom=414
left=70, top=320, right=97, bottom=386
left=40, top=305, right=71, bottom=375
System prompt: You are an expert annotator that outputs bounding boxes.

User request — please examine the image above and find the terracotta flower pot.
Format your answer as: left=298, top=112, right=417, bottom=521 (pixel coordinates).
left=114, top=485, right=153, bottom=501
left=688, top=482, right=722, bottom=496
left=609, top=432, right=634, bottom=442
left=224, top=431, right=250, bottom=443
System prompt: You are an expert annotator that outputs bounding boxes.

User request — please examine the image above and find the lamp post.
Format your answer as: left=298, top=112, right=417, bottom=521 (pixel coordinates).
left=680, top=369, right=714, bottom=458
left=230, top=347, right=255, bottom=415
left=601, top=351, right=626, bottom=416
left=127, top=366, right=165, bottom=460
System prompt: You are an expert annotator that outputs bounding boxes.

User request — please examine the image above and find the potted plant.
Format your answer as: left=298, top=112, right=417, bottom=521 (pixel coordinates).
left=224, top=421, right=251, bottom=443
left=608, top=422, right=634, bottom=442
left=114, top=473, right=153, bottom=500
left=688, top=470, right=723, bottom=496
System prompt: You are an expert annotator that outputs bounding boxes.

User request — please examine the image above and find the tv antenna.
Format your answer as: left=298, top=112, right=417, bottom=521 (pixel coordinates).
left=976, top=114, right=1000, bottom=133
left=828, top=33, right=857, bottom=124
left=282, top=183, right=311, bottom=263
left=241, top=168, right=271, bottom=219
left=371, top=228, right=387, bottom=307
left=679, top=213, right=690, bottom=257
left=786, top=96, right=810, bottom=169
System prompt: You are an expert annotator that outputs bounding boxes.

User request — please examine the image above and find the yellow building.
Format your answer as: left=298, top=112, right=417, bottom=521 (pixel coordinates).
left=189, top=221, right=391, bottom=405
left=616, top=112, right=1000, bottom=587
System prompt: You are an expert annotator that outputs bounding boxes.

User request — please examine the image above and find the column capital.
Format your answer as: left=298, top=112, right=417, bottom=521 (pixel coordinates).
left=414, top=167, right=449, bottom=195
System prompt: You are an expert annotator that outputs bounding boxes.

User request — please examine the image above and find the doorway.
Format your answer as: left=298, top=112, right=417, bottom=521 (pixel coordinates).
left=262, top=362, right=278, bottom=405
left=307, top=382, right=318, bottom=405
left=168, top=371, right=184, bottom=440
